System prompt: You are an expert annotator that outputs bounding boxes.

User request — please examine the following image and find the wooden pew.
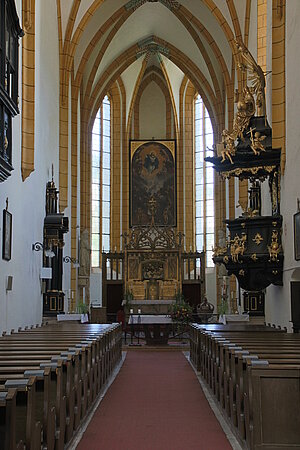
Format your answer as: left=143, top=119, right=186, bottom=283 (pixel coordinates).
left=0, top=322, right=122, bottom=450
left=0, top=388, right=19, bottom=450
left=189, top=324, right=300, bottom=450
left=245, top=361, right=300, bottom=450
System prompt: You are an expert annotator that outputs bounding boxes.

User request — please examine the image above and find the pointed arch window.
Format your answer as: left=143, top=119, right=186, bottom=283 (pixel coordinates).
left=194, top=94, right=214, bottom=267
left=91, top=96, right=111, bottom=268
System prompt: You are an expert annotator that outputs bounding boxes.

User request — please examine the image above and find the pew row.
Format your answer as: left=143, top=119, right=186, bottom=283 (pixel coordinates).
left=0, top=322, right=122, bottom=450
left=190, top=323, right=300, bottom=450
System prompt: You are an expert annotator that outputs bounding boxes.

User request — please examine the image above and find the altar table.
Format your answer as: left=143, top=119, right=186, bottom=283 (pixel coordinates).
left=128, top=314, right=172, bottom=324
left=57, top=313, right=89, bottom=323
left=128, top=314, right=172, bottom=345
left=218, top=314, right=249, bottom=325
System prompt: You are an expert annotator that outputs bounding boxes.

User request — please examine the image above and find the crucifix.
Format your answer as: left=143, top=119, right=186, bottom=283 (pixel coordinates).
left=148, top=196, right=157, bottom=224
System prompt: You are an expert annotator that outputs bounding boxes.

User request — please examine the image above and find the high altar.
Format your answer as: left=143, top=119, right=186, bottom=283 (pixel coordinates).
left=102, top=203, right=205, bottom=316
left=102, top=139, right=205, bottom=317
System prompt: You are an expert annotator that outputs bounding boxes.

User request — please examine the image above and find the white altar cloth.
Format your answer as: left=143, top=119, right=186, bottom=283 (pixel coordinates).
left=57, top=313, right=89, bottom=323
left=219, top=314, right=249, bottom=325
left=128, top=314, right=172, bottom=325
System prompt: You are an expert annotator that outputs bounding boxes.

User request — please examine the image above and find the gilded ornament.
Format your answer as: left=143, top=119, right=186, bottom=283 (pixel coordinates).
left=236, top=200, right=258, bottom=218
left=272, top=270, right=278, bottom=275
left=253, top=233, right=263, bottom=245
left=223, top=256, right=229, bottom=264
left=230, top=234, right=247, bottom=263
left=234, top=39, right=266, bottom=117
left=239, top=269, right=245, bottom=276
left=232, top=85, right=256, bottom=140
left=272, top=170, right=281, bottom=213
left=247, top=127, right=266, bottom=155
left=220, top=130, right=236, bottom=164
left=251, top=253, right=258, bottom=262
left=220, top=165, right=276, bottom=180
left=268, top=230, right=281, bottom=262
left=212, top=244, right=227, bottom=258
left=218, top=85, right=255, bottom=165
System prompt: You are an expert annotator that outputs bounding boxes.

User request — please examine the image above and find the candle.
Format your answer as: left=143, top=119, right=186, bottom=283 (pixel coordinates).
left=138, top=309, right=141, bottom=314
left=130, top=309, right=133, bottom=314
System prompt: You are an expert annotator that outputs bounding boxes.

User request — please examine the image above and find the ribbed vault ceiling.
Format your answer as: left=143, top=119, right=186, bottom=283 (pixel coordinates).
left=59, top=0, right=254, bottom=132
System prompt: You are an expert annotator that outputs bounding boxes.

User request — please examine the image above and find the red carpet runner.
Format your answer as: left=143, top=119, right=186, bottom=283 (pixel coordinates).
left=77, top=351, right=232, bottom=450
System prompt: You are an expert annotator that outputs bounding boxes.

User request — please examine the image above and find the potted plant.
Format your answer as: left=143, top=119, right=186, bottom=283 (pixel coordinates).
left=170, top=291, right=193, bottom=334
left=217, top=298, right=228, bottom=317
left=76, top=302, right=89, bottom=314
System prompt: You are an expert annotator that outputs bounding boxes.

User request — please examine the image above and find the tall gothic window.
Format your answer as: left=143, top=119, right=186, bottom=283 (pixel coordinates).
left=194, top=94, right=214, bottom=267
left=91, top=96, right=111, bottom=267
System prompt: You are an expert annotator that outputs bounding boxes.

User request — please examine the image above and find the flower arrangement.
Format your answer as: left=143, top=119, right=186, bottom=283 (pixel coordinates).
left=170, top=292, right=193, bottom=326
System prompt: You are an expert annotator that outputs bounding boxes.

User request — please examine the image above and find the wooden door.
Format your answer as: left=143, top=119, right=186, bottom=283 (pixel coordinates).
left=106, top=283, right=123, bottom=322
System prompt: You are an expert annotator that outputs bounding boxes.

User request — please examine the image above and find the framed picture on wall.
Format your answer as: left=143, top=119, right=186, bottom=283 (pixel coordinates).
left=2, top=209, right=12, bottom=261
left=129, top=140, right=177, bottom=227
left=294, top=212, right=300, bottom=261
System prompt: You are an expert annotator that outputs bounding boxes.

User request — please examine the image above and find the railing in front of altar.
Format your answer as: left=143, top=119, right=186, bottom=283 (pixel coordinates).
left=103, top=251, right=124, bottom=280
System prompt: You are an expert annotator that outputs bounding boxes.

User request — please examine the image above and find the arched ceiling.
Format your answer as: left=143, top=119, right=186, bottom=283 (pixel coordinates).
left=58, top=0, right=255, bottom=132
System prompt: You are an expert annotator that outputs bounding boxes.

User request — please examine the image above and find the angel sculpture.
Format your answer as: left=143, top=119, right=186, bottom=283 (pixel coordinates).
left=247, top=127, right=266, bottom=155
left=232, top=85, right=256, bottom=140
left=219, top=130, right=236, bottom=164
left=234, top=39, right=266, bottom=117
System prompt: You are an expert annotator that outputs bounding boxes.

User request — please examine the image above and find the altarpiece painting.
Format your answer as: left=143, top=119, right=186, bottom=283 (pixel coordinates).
left=130, top=140, right=176, bottom=227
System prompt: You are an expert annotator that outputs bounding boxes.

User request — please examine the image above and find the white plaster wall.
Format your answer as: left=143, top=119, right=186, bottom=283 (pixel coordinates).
left=182, top=0, right=232, bottom=74
left=265, top=0, right=300, bottom=331
left=139, top=82, right=166, bottom=139
left=0, top=0, right=60, bottom=334
left=233, top=0, right=246, bottom=41
left=91, top=3, right=214, bottom=100
left=121, top=58, right=144, bottom=128
left=160, top=55, right=184, bottom=131
left=90, top=271, right=102, bottom=305
left=206, top=269, right=217, bottom=308
left=248, top=0, right=257, bottom=60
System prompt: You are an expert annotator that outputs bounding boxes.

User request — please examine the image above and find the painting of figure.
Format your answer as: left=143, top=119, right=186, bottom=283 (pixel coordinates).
left=130, top=140, right=176, bottom=226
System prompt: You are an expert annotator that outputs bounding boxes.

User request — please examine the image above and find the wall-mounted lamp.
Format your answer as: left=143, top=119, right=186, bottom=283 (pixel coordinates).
left=32, top=242, right=55, bottom=258
left=63, top=256, right=80, bottom=268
